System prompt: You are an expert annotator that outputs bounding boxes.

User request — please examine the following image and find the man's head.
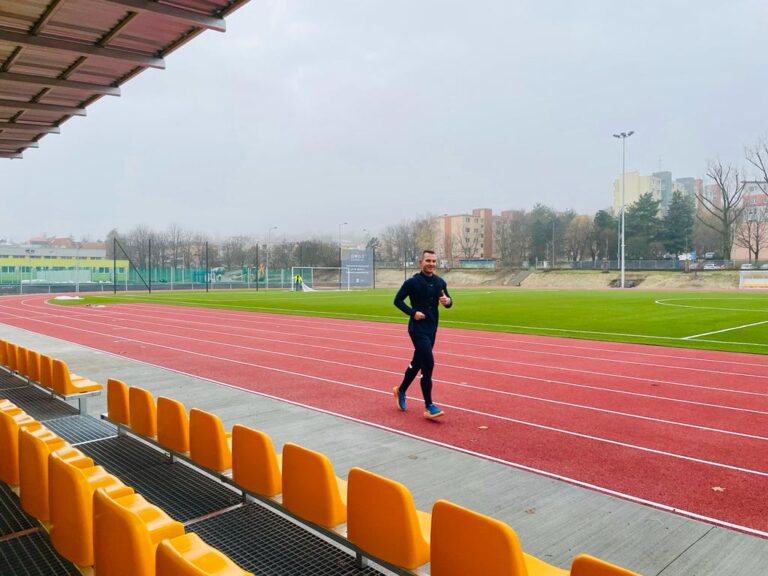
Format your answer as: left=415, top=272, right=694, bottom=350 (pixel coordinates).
left=419, top=250, right=437, bottom=276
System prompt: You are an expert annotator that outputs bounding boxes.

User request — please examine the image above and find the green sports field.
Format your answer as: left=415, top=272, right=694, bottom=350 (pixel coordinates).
left=59, top=288, right=768, bottom=355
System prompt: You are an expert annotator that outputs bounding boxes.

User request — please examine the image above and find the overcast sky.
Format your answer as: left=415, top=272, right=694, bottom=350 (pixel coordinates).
left=2, top=0, right=767, bottom=243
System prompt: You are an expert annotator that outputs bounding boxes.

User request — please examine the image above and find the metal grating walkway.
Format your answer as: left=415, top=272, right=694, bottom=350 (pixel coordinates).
left=44, top=415, right=117, bottom=445
left=121, top=461, right=244, bottom=523
left=189, top=504, right=386, bottom=576
left=0, top=484, right=36, bottom=537
left=76, top=435, right=170, bottom=476
left=0, top=386, right=78, bottom=420
left=0, top=531, right=81, bottom=576
left=0, top=371, right=27, bottom=390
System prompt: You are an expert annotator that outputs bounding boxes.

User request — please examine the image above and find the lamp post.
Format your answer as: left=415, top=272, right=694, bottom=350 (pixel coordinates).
left=266, top=226, right=277, bottom=290
left=613, top=130, right=634, bottom=288
left=338, top=222, right=347, bottom=288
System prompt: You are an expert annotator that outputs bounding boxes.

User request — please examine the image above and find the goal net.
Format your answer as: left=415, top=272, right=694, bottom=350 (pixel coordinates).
left=739, top=270, right=768, bottom=289
left=291, top=267, right=353, bottom=291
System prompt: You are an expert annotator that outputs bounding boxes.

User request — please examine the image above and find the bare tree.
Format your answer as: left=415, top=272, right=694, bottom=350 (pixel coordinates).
left=734, top=211, right=768, bottom=262
left=452, top=230, right=480, bottom=259
left=563, top=214, right=592, bottom=262
left=697, top=161, right=746, bottom=260
left=746, top=139, right=768, bottom=195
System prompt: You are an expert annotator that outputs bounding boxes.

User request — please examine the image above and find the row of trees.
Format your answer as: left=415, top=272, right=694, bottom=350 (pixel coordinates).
left=104, top=141, right=768, bottom=270
left=105, top=226, right=349, bottom=271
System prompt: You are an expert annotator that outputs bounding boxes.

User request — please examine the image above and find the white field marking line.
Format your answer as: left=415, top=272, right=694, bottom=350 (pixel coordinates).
left=60, top=300, right=768, bottom=385
left=74, top=294, right=691, bottom=342
left=683, top=320, right=768, bottom=340
left=45, top=336, right=768, bottom=539
left=39, top=302, right=768, bottom=403
left=99, top=298, right=768, bottom=368
left=12, top=306, right=768, bottom=441
left=12, top=305, right=768, bottom=477
left=67, top=293, right=768, bottom=366
left=655, top=297, right=768, bottom=314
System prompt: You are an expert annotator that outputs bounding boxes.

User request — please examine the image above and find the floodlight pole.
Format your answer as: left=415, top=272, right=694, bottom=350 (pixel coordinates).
left=613, top=130, right=634, bottom=288
left=267, top=226, right=277, bottom=290
left=338, top=221, right=347, bottom=287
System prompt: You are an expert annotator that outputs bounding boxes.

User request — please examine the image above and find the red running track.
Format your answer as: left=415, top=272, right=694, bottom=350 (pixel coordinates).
left=2, top=294, right=768, bottom=536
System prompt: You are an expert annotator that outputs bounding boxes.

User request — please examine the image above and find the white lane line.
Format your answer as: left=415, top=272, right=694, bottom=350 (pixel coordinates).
left=30, top=334, right=768, bottom=539
left=683, top=320, right=768, bottom=340
left=59, top=303, right=768, bottom=399
left=98, top=298, right=768, bottom=369
left=1, top=306, right=768, bottom=464
left=19, top=301, right=768, bottom=414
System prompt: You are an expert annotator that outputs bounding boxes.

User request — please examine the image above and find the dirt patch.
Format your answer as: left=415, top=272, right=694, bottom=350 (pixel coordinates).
left=375, top=268, right=742, bottom=290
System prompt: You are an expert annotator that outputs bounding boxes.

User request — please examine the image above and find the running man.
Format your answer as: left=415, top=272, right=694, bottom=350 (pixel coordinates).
left=393, top=249, right=453, bottom=419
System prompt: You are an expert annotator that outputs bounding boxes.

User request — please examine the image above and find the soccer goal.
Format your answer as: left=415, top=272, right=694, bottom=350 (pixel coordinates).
left=291, top=267, right=352, bottom=291
left=739, top=270, right=768, bottom=289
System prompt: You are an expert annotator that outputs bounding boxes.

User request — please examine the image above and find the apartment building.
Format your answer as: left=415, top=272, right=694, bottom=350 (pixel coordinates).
left=434, top=208, right=493, bottom=265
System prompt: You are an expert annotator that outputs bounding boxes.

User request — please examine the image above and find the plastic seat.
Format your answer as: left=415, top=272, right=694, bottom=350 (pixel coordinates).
left=6, top=342, right=19, bottom=372
left=157, top=396, right=190, bottom=454
left=49, top=450, right=134, bottom=567
left=129, top=386, right=158, bottom=438
left=156, top=533, right=254, bottom=576
left=0, top=408, right=37, bottom=486
left=570, top=555, right=639, bottom=576
left=39, top=354, right=54, bottom=389
left=347, top=467, right=429, bottom=570
left=51, top=358, right=102, bottom=395
left=0, top=398, right=18, bottom=412
left=26, top=350, right=42, bottom=384
left=107, top=378, right=131, bottom=426
left=93, top=488, right=185, bottom=576
left=430, top=500, right=639, bottom=576
left=282, top=442, right=347, bottom=529
left=232, top=424, right=282, bottom=498
left=18, top=423, right=67, bottom=522
left=16, top=346, right=28, bottom=378
left=0, top=339, right=7, bottom=368
left=189, top=408, right=232, bottom=472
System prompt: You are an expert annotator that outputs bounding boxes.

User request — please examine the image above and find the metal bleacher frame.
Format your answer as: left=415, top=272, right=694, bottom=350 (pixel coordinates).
left=0, top=363, right=415, bottom=576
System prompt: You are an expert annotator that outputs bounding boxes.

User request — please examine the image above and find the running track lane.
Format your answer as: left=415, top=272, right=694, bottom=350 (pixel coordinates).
left=2, top=294, right=768, bottom=536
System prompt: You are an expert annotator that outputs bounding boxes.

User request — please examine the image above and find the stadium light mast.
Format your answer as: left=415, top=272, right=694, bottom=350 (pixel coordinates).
left=266, top=226, right=278, bottom=290
left=338, top=222, right=348, bottom=266
left=613, top=130, right=634, bottom=288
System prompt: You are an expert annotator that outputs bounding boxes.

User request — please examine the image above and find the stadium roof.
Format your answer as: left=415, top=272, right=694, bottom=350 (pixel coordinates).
left=0, top=0, right=249, bottom=159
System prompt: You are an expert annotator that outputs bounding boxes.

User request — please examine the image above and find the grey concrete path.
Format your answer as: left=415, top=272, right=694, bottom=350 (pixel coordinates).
left=2, top=323, right=765, bottom=576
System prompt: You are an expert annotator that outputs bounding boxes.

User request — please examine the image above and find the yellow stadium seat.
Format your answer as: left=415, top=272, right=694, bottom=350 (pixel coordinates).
left=0, top=408, right=36, bottom=486
left=282, top=442, right=347, bottom=529
left=232, top=424, right=282, bottom=498
left=18, top=423, right=67, bottom=522
left=49, top=449, right=133, bottom=567
left=6, top=342, right=19, bottom=373
left=430, top=500, right=639, bottom=576
left=0, top=398, right=17, bottom=411
left=570, top=554, right=639, bottom=576
left=26, top=350, right=41, bottom=384
left=16, top=346, right=28, bottom=378
left=93, top=488, right=185, bottom=576
left=156, top=533, right=254, bottom=576
left=51, top=358, right=102, bottom=395
left=157, top=396, right=190, bottom=454
left=0, top=339, right=7, bottom=368
left=39, top=354, right=54, bottom=389
left=129, top=386, right=158, bottom=438
left=189, top=409, right=232, bottom=472
left=347, top=467, right=430, bottom=570
left=107, top=378, right=131, bottom=426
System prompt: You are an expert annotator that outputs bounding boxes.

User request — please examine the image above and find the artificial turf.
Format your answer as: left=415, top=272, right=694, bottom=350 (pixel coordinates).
left=55, top=287, right=768, bottom=355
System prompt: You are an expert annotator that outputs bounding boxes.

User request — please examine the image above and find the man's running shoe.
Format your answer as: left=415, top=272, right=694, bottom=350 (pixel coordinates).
left=424, top=404, right=444, bottom=419
left=393, top=386, right=406, bottom=411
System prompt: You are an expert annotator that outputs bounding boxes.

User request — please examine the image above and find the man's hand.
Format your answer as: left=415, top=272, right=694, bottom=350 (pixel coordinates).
left=414, top=311, right=426, bottom=320
left=439, top=290, right=451, bottom=306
